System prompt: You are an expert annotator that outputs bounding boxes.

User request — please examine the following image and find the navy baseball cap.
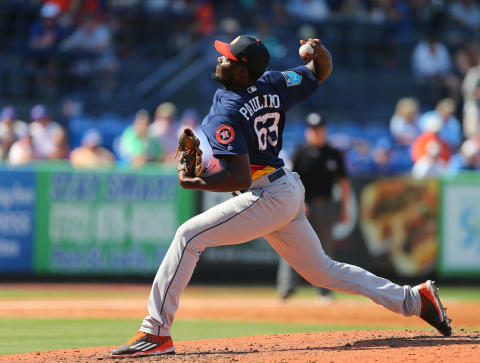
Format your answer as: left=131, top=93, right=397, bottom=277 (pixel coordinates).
left=215, top=35, right=270, bottom=75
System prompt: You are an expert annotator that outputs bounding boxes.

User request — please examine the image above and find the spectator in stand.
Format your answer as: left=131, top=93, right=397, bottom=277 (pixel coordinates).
left=411, top=115, right=451, bottom=163
left=29, top=105, right=65, bottom=160
left=43, top=0, right=71, bottom=12
left=59, top=98, right=85, bottom=125
left=345, top=138, right=372, bottom=176
left=412, top=140, right=448, bottom=179
left=70, top=129, right=115, bottom=169
left=42, top=0, right=107, bottom=35
left=418, top=98, right=462, bottom=150
left=286, top=0, right=331, bottom=22
left=27, top=2, right=66, bottom=95
left=8, top=129, right=36, bottom=166
left=0, top=106, right=28, bottom=161
left=50, top=127, right=70, bottom=160
left=390, top=97, right=420, bottom=147
left=454, top=41, right=480, bottom=80
left=60, top=14, right=117, bottom=95
left=412, top=33, right=460, bottom=105
left=119, top=109, right=163, bottom=167
left=369, top=137, right=396, bottom=175
left=448, top=0, right=480, bottom=36
left=29, top=3, right=65, bottom=51
left=46, top=0, right=106, bottom=19
left=462, top=62, right=480, bottom=137
left=412, top=33, right=452, bottom=76
left=447, top=138, right=480, bottom=174
left=148, top=102, right=178, bottom=163
left=344, top=137, right=372, bottom=175
left=371, top=0, right=415, bottom=69
left=193, top=0, right=216, bottom=37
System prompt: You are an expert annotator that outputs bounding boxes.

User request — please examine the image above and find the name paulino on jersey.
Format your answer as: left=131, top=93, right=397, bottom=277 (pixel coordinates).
left=239, top=94, right=280, bottom=121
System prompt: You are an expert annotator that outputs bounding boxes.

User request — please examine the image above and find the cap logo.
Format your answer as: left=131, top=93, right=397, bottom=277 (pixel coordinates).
left=230, top=36, right=241, bottom=45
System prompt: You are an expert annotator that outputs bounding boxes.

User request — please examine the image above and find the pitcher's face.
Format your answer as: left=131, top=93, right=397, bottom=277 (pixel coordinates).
left=212, top=56, right=238, bottom=88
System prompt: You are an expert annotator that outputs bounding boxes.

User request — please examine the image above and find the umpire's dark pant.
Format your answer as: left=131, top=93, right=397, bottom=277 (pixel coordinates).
left=276, top=199, right=340, bottom=298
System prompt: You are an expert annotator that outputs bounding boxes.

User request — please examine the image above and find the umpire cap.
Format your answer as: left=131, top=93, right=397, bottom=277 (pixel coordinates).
left=306, top=113, right=327, bottom=128
left=215, top=35, right=270, bottom=75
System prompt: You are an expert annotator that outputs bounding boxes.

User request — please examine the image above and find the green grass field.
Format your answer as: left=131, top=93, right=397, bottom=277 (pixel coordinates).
left=1, top=285, right=479, bottom=300
left=1, top=285, right=479, bottom=356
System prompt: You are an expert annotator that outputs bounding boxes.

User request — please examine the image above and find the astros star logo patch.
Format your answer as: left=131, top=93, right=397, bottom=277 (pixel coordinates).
left=216, top=124, right=235, bottom=144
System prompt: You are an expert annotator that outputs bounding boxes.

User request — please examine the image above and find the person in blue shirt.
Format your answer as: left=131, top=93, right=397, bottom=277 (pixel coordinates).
left=27, top=3, right=66, bottom=95
left=28, top=3, right=65, bottom=53
left=111, top=35, right=451, bottom=358
left=418, top=98, right=462, bottom=151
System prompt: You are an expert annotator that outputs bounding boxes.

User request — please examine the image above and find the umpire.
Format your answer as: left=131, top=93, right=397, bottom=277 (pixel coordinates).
left=277, top=112, right=351, bottom=302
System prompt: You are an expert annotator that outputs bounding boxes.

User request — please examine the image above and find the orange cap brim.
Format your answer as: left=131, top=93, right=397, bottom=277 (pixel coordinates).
left=214, top=40, right=238, bottom=61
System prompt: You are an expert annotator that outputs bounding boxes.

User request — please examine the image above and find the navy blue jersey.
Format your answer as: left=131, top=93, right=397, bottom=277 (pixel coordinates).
left=201, top=65, right=318, bottom=179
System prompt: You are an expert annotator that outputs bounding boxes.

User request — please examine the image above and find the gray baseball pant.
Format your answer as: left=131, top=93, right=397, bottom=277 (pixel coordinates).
left=140, top=167, right=421, bottom=336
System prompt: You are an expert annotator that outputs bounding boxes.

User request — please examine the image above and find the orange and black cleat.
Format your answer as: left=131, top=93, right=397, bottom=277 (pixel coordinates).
left=417, top=280, right=452, bottom=337
left=111, top=331, right=174, bottom=357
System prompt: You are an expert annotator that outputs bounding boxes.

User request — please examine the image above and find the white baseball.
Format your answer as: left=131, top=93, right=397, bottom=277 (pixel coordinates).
left=299, top=43, right=314, bottom=58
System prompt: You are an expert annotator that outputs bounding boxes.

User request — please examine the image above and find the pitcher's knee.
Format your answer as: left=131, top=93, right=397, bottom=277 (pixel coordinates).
left=175, top=220, right=198, bottom=242
left=174, top=222, right=206, bottom=253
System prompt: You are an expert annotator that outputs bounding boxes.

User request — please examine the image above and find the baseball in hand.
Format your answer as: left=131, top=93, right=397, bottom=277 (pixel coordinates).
left=299, top=43, right=315, bottom=59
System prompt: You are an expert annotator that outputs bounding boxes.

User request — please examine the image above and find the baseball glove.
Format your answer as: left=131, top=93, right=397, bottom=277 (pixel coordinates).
left=176, top=128, right=203, bottom=176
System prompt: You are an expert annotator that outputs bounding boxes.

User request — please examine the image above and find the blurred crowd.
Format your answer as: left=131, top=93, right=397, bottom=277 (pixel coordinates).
left=1, top=0, right=480, bottom=178
left=24, top=0, right=118, bottom=97
left=335, top=94, right=480, bottom=178
left=0, top=101, right=215, bottom=171
left=1, top=92, right=480, bottom=179
left=3, top=0, right=477, bottom=99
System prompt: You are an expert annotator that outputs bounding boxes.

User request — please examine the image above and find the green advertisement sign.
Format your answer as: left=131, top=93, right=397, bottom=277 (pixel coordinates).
left=34, top=165, right=195, bottom=275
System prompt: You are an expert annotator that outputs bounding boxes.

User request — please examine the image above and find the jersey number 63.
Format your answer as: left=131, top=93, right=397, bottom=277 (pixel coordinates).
left=254, top=112, right=280, bottom=151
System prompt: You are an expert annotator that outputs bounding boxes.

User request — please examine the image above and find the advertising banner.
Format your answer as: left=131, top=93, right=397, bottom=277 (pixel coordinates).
left=440, top=178, right=480, bottom=276
left=34, top=166, right=195, bottom=275
left=5, top=163, right=475, bottom=280
left=355, top=177, right=439, bottom=277
left=0, top=169, right=36, bottom=273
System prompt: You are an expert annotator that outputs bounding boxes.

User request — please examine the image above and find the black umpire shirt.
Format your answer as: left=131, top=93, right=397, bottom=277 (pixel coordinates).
left=292, top=143, right=347, bottom=202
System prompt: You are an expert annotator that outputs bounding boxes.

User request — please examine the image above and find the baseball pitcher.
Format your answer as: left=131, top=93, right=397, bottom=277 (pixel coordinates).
left=111, top=35, right=451, bottom=358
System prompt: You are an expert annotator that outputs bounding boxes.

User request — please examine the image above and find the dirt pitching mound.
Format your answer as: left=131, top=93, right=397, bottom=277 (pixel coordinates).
left=2, top=330, right=479, bottom=363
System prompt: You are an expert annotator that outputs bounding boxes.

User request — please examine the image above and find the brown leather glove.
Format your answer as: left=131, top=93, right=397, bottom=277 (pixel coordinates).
left=175, top=128, right=203, bottom=177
